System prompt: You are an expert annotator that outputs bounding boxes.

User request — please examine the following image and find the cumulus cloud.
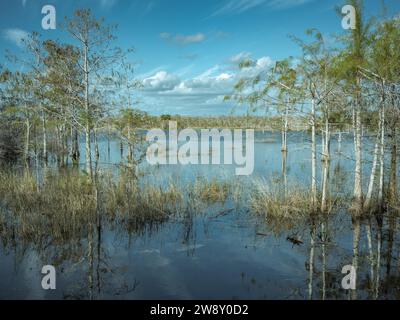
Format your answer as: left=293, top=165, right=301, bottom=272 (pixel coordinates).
left=2, top=28, right=29, bottom=48
left=142, top=71, right=180, bottom=92
left=139, top=53, right=273, bottom=115
left=160, top=32, right=206, bottom=45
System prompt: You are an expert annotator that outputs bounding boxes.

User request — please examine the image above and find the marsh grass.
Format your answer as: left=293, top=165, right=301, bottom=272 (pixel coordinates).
left=192, top=178, right=230, bottom=203
left=0, top=168, right=246, bottom=244
left=250, top=179, right=314, bottom=225
left=103, top=171, right=185, bottom=227
left=0, top=168, right=96, bottom=244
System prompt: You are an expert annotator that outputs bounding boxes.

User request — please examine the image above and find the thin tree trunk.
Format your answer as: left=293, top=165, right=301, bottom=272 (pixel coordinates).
left=389, top=127, right=397, bottom=204
left=321, top=160, right=330, bottom=213
left=321, top=115, right=331, bottom=213
left=83, top=39, right=93, bottom=180
left=42, top=111, right=47, bottom=162
left=94, top=127, right=100, bottom=160
left=128, top=124, right=133, bottom=163
left=25, top=118, right=30, bottom=161
left=85, top=126, right=92, bottom=178
left=324, top=116, right=330, bottom=161
left=282, top=114, right=288, bottom=153
left=364, top=133, right=380, bottom=210
left=282, top=152, right=287, bottom=198
left=311, top=97, right=317, bottom=207
left=354, top=109, right=363, bottom=212
left=71, top=125, right=80, bottom=165
left=378, top=103, right=385, bottom=208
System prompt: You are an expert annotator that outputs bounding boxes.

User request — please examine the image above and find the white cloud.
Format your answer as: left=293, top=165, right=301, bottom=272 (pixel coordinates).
left=139, top=54, right=273, bottom=115
left=216, top=73, right=233, bottom=81
left=210, top=0, right=316, bottom=17
left=142, top=71, right=180, bottom=92
left=2, top=28, right=29, bottom=48
left=22, top=0, right=27, bottom=7
left=160, top=32, right=206, bottom=45
left=267, top=0, right=315, bottom=9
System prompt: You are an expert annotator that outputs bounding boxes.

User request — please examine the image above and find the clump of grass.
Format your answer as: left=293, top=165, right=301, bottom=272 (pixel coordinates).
left=192, top=178, right=230, bottom=203
left=103, top=172, right=184, bottom=224
left=250, top=179, right=314, bottom=221
left=0, top=168, right=96, bottom=244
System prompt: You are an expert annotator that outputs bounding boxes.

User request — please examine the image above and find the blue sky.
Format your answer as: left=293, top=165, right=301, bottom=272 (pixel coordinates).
left=0, top=0, right=399, bottom=116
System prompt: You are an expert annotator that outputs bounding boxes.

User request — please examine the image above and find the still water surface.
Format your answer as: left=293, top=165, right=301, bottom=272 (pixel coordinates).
left=0, top=131, right=398, bottom=299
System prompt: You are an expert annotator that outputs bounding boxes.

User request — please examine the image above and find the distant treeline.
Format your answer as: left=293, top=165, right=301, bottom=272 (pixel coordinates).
left=110, top=113, right=312, bottom=131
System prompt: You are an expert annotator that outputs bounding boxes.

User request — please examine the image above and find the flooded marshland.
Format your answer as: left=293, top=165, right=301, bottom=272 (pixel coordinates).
left=0, top=131, right=399, bottom=300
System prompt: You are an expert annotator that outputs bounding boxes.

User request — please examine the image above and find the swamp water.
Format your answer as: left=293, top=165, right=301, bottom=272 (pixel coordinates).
left=0, top=131, right=399, bottom=300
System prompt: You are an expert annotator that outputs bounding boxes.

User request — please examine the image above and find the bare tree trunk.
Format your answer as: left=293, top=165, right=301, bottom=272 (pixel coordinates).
left=281, top=105, right=288, bottom=153
left=282, top=151, right=287, bottom=198
left=85, top=125, right=92, bottom=178
left=378, top=104, right=385, bottom=208
left=321, top=161, right=330, bottom=213
left=311, top=97, right=317, bottom=207
left=321, top=116, right=331, bottom=213
left=389, top=127, right=397, bottom=204
left=354, top=109, right=363, bottom=212
left=71, top=125, right=80, bottom=165
left=56, top=125, right=61, bottom=165
left=364, top=133, right=380, bottom=210
left=25, top=118, right=30, bottom=161
left=324, top=117, right=330, bottom=161
left=128, top=124, right=133, bottom=163
left=94, top=127, right=100, bottom=160
left=42, top=111, right=47, bottom=162
left=84, top=39, right=92, bottom=180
